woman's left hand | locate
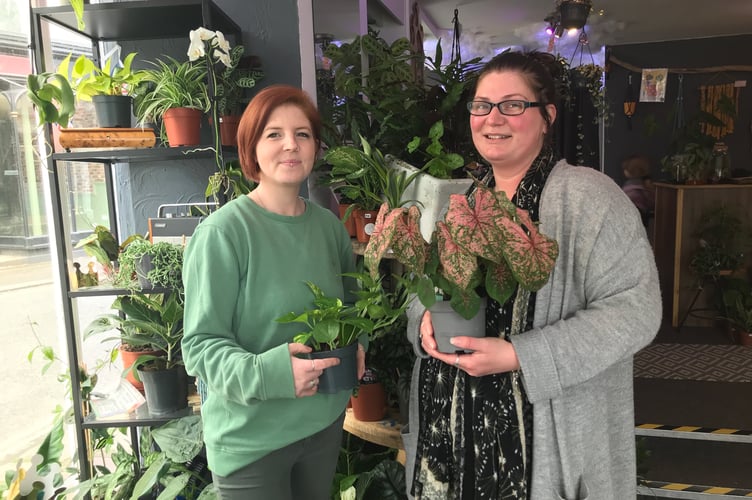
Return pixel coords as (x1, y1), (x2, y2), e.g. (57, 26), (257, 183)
(426, 336), (521, 377)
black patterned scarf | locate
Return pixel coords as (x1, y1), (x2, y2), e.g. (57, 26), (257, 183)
(411, 147), (557, 500)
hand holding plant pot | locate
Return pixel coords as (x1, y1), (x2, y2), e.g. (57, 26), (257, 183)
(276, 273), (409, 393)
(363, 185), (559, 351)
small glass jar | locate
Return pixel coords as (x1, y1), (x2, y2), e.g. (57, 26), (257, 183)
(711, 142), (730, 183)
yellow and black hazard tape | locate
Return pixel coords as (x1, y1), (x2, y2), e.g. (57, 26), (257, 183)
(636, 423), (752, 444)
(638, 480), (752, 498)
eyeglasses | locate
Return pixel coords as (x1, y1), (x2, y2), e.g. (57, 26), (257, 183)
(467, 100), (543, 116)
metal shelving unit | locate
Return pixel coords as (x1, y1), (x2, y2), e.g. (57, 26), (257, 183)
(30, 0), (239, 482)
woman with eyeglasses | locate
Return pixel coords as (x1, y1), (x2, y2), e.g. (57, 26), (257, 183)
(402, 51), (661, 499)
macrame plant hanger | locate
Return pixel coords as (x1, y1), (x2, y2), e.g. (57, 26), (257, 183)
(450, 9), (462, 65)
(569, 28), (595, 67)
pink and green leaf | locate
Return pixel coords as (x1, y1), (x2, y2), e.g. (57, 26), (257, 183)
(445, 189), (505, 263)
(499, 207), (559, 290)
(436, 221), (479, 291)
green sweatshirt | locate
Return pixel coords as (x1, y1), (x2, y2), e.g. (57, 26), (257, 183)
(182, 195), (356, 476)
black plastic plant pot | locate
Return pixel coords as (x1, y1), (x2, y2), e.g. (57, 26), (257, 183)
(308, 341), (359, 394)
(92, 95), (133, 128)
(139, 364), (188, 416)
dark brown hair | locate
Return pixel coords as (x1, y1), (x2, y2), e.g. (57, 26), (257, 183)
(475, 50), (560, 130)
(237, 85), (322, 182)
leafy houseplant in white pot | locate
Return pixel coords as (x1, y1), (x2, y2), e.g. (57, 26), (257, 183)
(364, 186), (559, 353)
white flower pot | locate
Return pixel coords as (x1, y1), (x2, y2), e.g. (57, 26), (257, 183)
(386, 157), (474, 242)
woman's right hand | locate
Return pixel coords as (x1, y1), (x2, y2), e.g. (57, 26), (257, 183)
(288, 343), (340, 397)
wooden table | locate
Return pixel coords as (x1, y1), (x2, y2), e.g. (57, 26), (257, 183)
(343, 408), (406, 463)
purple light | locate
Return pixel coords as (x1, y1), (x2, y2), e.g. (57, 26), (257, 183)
(545, 26), (554, 35)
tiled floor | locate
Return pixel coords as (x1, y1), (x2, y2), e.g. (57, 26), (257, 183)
(635, 320), (752, 490)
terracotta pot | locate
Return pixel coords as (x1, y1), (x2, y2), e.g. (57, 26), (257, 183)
(351, 382), (387, 422)
(339, 203), (356, 237)
(354, 209), (379, 243)
(219, 115), (241, 147)
(119, 344), (163, 392)
(734, 329), (752, 346)
(163, 107), (202, 146)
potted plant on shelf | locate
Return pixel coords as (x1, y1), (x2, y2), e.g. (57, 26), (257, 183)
(134, 56), (209, 146)
(84, 291), (187, 415)
(276, 272), (409, 394)
(213, 45), (263, 147)
(363, 185), (559, 352)
(57, 50), (147, 128)
(115, 238), (185, 292)
(720, 278), (752, 345)
(73, 226), (143, 285)
(322, 136), (420, 243)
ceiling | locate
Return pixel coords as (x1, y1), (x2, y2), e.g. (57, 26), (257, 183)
(313, 0), (752, 64)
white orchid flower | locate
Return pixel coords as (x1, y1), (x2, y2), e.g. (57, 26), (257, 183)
(214, 31), (231, 53)
(214, 49), (232, 68)
(195, 27), (216, 41)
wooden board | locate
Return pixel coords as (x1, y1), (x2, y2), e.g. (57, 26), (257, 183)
(59, 128), (156, 149)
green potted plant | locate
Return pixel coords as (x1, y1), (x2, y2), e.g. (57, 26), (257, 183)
(25, 71), (76, 128)
(213, 44), (263, 146)
(363, 185), (559, 352)
(134, 56), (209, 146)
(322, 136), (420, 243)
(85, 291), (187, 415)
(57, 50), (147, 127)
(276, 271), (409, 394)
(115, 238), (185, 292)
(720, 279), (752, 345)
(689, 204), (749, 279)
(74, 226), (143, 284)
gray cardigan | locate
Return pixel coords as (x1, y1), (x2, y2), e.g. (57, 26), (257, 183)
(402, 161), (662, 499)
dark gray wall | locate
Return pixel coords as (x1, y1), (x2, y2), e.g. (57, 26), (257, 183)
(603, 35), (752, 184)
(114, 0), (303, 237)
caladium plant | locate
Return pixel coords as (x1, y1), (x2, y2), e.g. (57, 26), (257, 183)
(364, 183), (559, 319)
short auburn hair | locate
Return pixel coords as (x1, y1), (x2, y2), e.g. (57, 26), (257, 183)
(236, 85), (322, 182)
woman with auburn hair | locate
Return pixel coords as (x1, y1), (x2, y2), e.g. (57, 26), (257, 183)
(182, 84), (364, 499)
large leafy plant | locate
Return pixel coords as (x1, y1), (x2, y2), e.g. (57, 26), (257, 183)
(322, 136), (420, 212)
(364, 186), (559, 319)
(134, 56), (209, 126)
(276, 272), (409, 351)
(57, 51), (147, 100)
(25, 72), (76, 128)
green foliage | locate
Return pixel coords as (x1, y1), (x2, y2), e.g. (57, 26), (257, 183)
(205, 159), (256, 204)
(57, 51), (147, 101)
(74, 226), (144, 280)
(323, 136), (419, 211)
(406, 120), (465, 179)
(25, 72), (76, 128)
(689, 204), (750, 277)
(721, 278), (752, 332)
(214, 45), (264, 115)
(332, 433), (405, 500)
(323, 30), (423, 154)
(276, 272), (409, 351)
(115, 238), (184, 293)
(134, 56), (210, 124)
